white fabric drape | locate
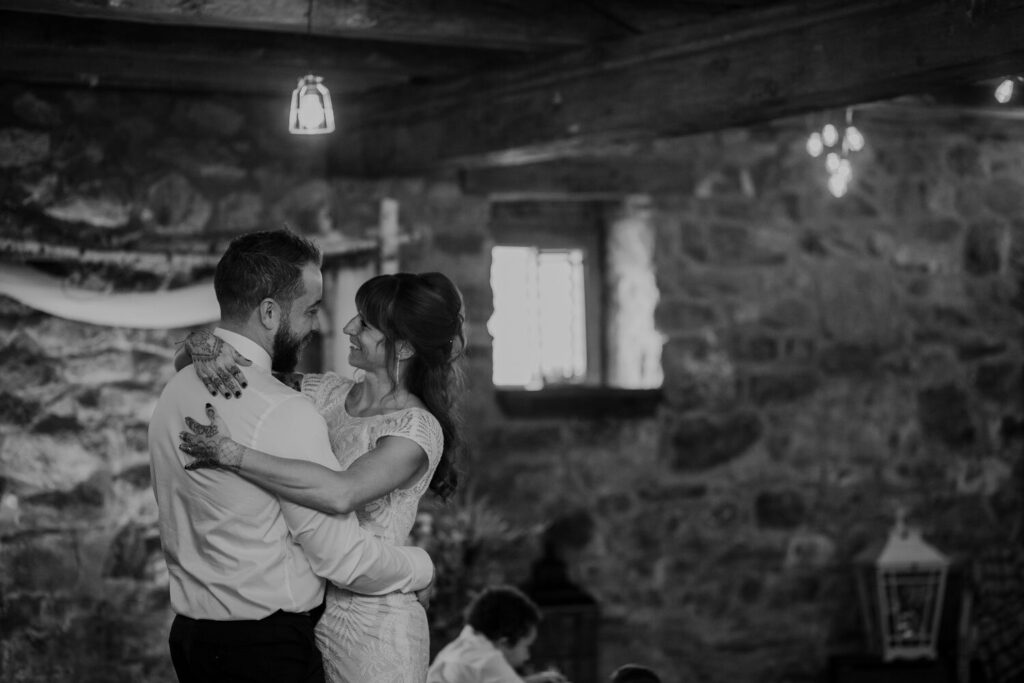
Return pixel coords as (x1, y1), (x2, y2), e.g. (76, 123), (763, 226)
(0, 263), (218, 329)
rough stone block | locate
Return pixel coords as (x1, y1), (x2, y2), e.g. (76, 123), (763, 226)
(662, 410), (762, 472)
(964, 218), (1010, 275)
(655, 299), (717, 333)
(1, 532), (82, 591)
(974, 360), (1017, 401)
(917, 383), (975, 447)
(0, 128), (50, 168)
(433, 230), (487, 255)
(755, 489), (806, 529)
(739, 369), (819, 404)
(217, 191), (263, 233)
(818, 343), (879, 375)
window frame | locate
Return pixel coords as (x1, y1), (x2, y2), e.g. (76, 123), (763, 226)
(489, 205), (605, 388)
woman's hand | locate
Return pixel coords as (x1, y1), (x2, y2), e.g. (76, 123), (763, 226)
(179, 404), (245, 472)
(183, 329), (252, 399)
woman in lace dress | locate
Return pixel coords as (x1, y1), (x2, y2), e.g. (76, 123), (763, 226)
(178, 272), (465, 683)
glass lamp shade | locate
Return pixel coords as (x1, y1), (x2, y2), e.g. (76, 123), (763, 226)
(854, 514), (950, 661)
(289, 75), (335, 135)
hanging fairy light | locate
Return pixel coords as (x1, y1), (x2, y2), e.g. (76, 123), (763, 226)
(288, 0), (335, 135)
(806, 108), (865, 198)
(994, 77), (1023, 104)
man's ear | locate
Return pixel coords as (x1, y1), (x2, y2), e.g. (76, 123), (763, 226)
(257, 298), (281, 331)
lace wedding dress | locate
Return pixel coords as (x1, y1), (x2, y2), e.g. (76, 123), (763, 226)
(301, 373), (443, 683)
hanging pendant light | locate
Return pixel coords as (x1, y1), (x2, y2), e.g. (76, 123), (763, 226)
(288, 0), (335, 135)
(289, 74), (335, 134)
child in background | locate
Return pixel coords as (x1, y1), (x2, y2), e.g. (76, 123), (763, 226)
(427, 585), (568, 683)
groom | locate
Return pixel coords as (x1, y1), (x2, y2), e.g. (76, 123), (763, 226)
(148, 228), (434, 683)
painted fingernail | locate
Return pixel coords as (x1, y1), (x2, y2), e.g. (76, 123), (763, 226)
(223, 393), (231, 399)
(234, 392), (241, 398)
(205, 403), (212, 409)
(210, 390), (217, 396)
(241, 383), (248, 388)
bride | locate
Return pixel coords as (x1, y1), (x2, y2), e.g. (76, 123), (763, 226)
(178, 271), (465, 683)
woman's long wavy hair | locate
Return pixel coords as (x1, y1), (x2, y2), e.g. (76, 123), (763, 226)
(356, 272), (466, 500)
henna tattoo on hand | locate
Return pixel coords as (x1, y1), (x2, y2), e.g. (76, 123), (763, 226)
(185, 329), (223, 363)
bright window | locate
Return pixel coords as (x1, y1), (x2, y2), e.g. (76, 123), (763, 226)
(490, 246), (588, 388)
(487, 199), (662, 395)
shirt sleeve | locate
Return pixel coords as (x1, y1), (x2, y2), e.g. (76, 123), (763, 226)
(299, 371), (349, 413)
(376, 409), (444, 469)
(427, 651), (523, 683)
(479, 651), (525, 683)
(256, 395), (434, 594)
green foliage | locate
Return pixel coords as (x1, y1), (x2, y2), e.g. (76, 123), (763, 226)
(412, 488), (533, 657)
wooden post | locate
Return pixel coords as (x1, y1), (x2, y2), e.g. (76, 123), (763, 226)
(379, 197), (400, 275)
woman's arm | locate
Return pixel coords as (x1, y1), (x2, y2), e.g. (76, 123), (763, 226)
(180, 405), (427, 514)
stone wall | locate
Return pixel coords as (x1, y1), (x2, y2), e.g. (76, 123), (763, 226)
(0, 84), (335, 683)
(2, 80), (1023, 683)
(404, 112), (1024, 682)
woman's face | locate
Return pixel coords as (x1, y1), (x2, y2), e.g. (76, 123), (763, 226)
(342, 312), (389, 372)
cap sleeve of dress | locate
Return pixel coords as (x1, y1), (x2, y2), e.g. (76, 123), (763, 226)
(299, 372), (352, 414)
(376, 409), (444, 470)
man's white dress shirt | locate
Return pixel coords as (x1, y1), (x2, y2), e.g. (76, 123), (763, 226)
(427, 626), (525, 683)
(149, 328), (433, 620)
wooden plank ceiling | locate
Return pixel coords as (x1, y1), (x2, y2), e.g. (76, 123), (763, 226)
(2, 0), (1023, 172)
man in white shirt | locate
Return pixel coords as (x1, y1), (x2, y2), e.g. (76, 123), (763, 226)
(427, 586), (568, 683)
(148, 229), (433, 682)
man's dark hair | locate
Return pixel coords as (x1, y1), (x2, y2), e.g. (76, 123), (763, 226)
(214, 229), (322, 322)
(610, 664), (662, 683)
(465, 585), (541, 645)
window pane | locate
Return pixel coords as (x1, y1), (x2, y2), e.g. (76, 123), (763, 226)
(489, 246), (587, 388)
(489, 246), (541, 387)
(537, 250), (586, 384)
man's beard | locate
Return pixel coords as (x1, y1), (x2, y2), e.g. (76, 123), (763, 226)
(271, 318), (312, 373)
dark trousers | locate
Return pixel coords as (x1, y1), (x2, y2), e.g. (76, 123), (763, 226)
(169, 610), (325, 683)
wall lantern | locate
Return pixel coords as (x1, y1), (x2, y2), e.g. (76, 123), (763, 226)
(288, 74), (335, 135)
(854, 509), (950, 661)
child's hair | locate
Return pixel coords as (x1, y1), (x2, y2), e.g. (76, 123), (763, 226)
(465, 585), (541, 645)
(610, 663), (662, 683)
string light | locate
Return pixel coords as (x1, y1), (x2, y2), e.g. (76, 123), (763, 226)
(994, 77), (1023, 104)
(806, 108), (865, 198)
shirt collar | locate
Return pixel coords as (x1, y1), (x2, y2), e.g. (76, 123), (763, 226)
(214, 328), (271, 372)
(462, 625), (497, 650)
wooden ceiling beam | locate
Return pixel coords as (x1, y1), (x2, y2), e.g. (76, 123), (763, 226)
(334, 0), (1024, 172)
(0, 0), (623, 50)
(0, 10), (515, 95)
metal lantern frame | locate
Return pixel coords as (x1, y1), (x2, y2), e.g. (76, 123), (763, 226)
(855, 512), (950, 661)
(288, 74), (335, 135)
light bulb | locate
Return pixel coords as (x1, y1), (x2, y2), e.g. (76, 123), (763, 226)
(806, 132), (824, 157)
(825, 152), (841, 173)
(837, 158), (852, 181)
(828, 173), (848, 198)
(822, 124), (839, 147)
(844, 126), (865, 152)
(297, 93), (326, 129)
(995, 78), (1015, 104)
